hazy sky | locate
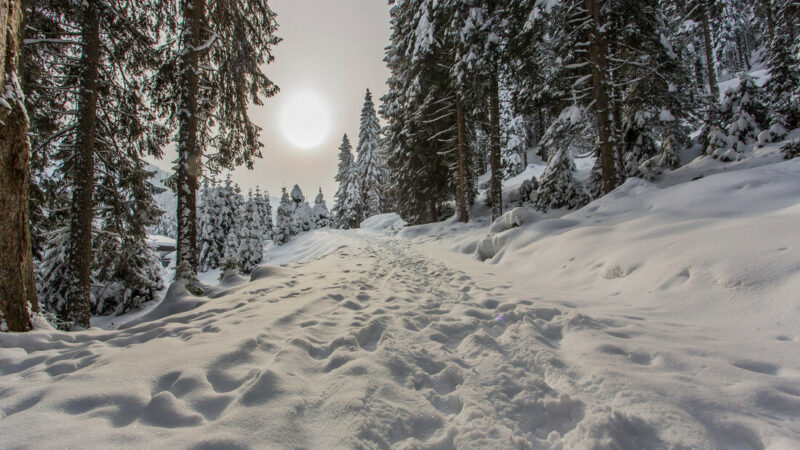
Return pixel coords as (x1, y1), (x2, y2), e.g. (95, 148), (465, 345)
(152, 0), (392, 203)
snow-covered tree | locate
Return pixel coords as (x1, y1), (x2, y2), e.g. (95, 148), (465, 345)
(254, 187), (273, 240)
(535, 147), (589, 212)
(273, 187), (293, 245)
(197, 182), (224, 272)
(312, 188), (331, 228)
(154, 0), (280, 276)
(500, 84), (527, 179)
(333, 134), (362, 229)
(238, 193), (263, 274)
(707, 73), (767, 161)
(291, 185), (313, 233)
(356, 89), (385, 218)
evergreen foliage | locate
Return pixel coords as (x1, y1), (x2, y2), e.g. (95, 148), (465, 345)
(708, 73), (767, 161)
(312, 188), (332, 228)
(273, 187), (294, 245)
(333, 135), (362, 229)
(238, 194), (263, 274)
(534, 147), (589, 212)
(356, 89), (386, 219)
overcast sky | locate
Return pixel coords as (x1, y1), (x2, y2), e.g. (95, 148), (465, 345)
(152, 0), (392, 203)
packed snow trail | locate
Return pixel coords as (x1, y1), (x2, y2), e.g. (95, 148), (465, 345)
(2, 221), (799, 448)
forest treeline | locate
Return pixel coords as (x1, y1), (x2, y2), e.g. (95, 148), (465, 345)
(1, 0), (280, 331)
(378, 0), (799, 224)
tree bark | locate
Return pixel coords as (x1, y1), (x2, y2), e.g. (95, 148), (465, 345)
(699, 1), (720, 101)
(584, 0), (616, 194)
(65, 0), (101, 329)
(176, 0), (205, 277)
(762, 0), (775, 45)
(455, 95), (469, 223)
(0, 0), (38, 332)
(489, 74), (502, 221)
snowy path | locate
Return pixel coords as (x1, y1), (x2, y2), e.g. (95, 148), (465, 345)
(1, 225), (799, 448)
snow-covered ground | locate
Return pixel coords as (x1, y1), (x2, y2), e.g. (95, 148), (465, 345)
(2, 143), (799, 448)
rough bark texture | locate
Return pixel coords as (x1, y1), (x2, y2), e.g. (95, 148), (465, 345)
(456, 95), (469, 223)
(65, 0), (101, 328)
(0, 0), (38, 332)
(489, 74), (502, 221)
(176, 0), (204, 277)
(700, 1), (720, 101)
(584, 0), (617, 195)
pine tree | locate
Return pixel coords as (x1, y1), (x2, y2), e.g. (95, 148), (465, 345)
(26, 0), (168, 328)
(197, 181), (223, 272)
(238, 193), (263, 274)
(155, 0), (280, 277)
(254, 187), (273, 240)
(500, 83), (527, 179)
(312, 188), (332, 228)
(332, 135), (362, 229)
(92, 161), (165, 316)
(291, 185), (313, 233)
(356, 89), (385, 219)
(535, 147), (589, 212)
(708, 73), (767, 161)
(273, 187), (293, 245)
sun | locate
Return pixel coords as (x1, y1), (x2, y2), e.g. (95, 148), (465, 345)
(279, 90), (331, 150)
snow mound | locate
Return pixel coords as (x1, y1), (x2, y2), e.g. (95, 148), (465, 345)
(360, 213), (407, 232)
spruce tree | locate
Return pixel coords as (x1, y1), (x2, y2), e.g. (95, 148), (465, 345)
(291, 185), (313, 233)
(26, 0), (168, 328)
(273, 187), (293, 245)
(312, 188), (332, 228)
(708, 73), (767, 161)
(197, 181), (223, 272)
(154, 0), (280, 277)
(535, 147), (589, 212)
(356, 89), (385, 219)
(255, 187), (273, 240)
(238, 193), (263, 274)
(332, 135), (362, 229)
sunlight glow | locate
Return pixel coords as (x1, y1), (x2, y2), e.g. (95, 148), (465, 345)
(279, 90), (331, 150)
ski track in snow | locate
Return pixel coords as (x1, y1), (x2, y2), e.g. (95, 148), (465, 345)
(2, 155), (800, 448)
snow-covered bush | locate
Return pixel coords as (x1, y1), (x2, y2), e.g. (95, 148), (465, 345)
(535, 147), (588, 212)
(708, 73), (767, 161)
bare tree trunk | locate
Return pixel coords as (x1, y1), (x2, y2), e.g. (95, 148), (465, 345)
(456, 95), (469, 223)
(489, 74), (502, 221)
(700, 1), (719, 101)
(584, 0), (616, 194)
(176, 0), (205, 277)
(65, 0), (101, 329)
(0, 0), (38, 332)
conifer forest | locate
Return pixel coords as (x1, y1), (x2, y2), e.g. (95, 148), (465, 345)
(1, 0), (800, 447)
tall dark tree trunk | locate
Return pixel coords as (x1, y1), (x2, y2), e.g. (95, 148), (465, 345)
(0, 0), (38, 332)
(763, 0), (775, 45)
(489, 74), (502, 220)
(65, 0), (101, 328)
(699, 1), (719, 100)
(584, 0), (616, 194)
(176, 0), (205, 277)
(456, 95), (469, 223)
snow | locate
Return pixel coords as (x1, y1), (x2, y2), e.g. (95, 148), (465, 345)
(2, 144), (800, 447)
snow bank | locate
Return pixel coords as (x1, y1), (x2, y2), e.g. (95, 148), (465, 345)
(360, 213), (407, 232)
